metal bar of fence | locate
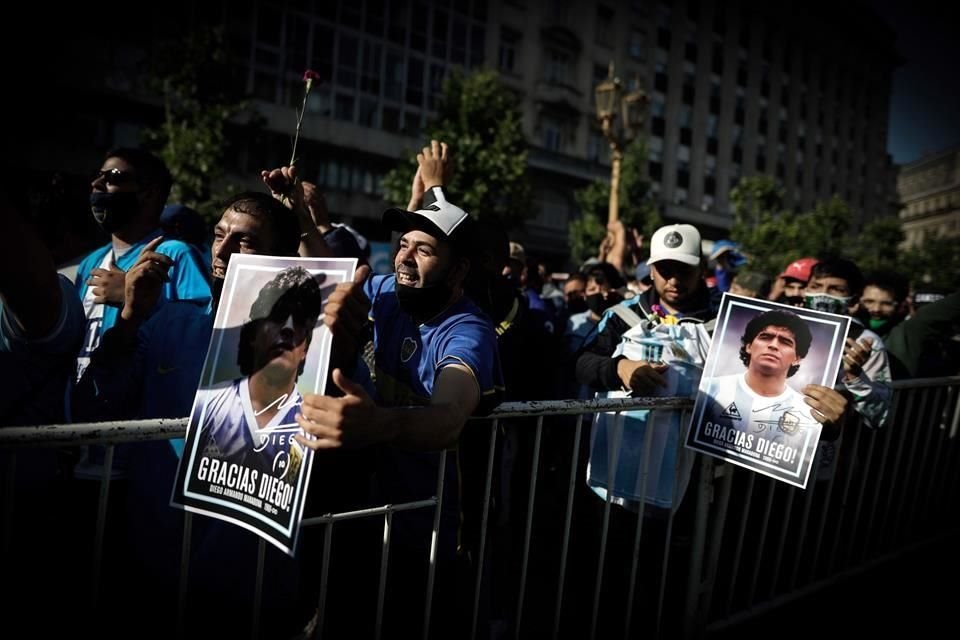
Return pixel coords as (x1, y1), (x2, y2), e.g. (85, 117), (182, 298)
(314, 522), (334, 640)
(0, 398), (697, 448)
(515, 416), (544, 640)
(859, 392), (901, 565)
(908, 387), (947, 533)
(376, 511), (393, 640)
(843, 420), (880, 570)
(745, 479), (777, 606)
(934, 387), (960, 517)
(874, 389), (916, 557)
(301, 499), (438, 526)
(950, 384), (960, 438)
(422, 450), (447, 640)
(552, 413), (584, 640)
(2, 453), (13, 558)
(91, 444), (115, 608)
(890, 387), (933, 547)
(657, 409), (692, 637)
(826, 413), (865, 575)
(590, 411), (624, 640)
(252, 539), (266, 640)
(767, 485), (796, 599)
(787, 466), (818, 590)
(929, 385), (960, 518)
(623, 411), (656, 640)
(723, 470), (755, 616)
(681, 454), (715, 639)
(471, 418), (499, 640)
(807, 432), (841, 583)
(177, 513), (193, 638)
(698, 463), (734, 631)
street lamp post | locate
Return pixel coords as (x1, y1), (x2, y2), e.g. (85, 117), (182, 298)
(594, 63), (648, 225)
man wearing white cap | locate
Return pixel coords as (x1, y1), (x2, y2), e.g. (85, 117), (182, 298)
(296, 142), (503, 451)
(576, 224), (845, 510)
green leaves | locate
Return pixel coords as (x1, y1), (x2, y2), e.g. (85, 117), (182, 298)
(141, 27), (254, 228)
(382, 69), (532, 228)
(729, 176), (959, 290)
(569, 138), (661, 266)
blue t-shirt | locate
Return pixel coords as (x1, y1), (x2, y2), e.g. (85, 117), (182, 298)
(362, 274), (504, 524)
(363, 274), (503, 413)
(74, 229), (211, 378)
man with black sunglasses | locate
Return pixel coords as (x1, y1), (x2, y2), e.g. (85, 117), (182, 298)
(73, 147), (210, 388)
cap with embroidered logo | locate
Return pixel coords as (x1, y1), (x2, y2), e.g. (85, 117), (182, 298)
(647, 224), (702, 266)
(382, 186), (471, 241)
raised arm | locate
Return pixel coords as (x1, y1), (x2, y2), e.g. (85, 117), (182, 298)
(261, 165), (331, 258)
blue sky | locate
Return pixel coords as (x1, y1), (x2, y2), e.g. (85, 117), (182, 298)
(868, 2), (960, 164)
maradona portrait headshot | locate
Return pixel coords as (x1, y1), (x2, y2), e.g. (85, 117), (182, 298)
(195, 265), (324, 482)
(703, 308), (820, 447)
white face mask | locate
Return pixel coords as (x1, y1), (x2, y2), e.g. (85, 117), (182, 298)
(804, 293), (851, 315)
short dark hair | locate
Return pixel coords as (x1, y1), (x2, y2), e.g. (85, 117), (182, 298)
(587, 262), (626, 290)
(104, 147), (172, 201)
(863, 270), (909, 303)
(810, 258), (865, 298)
(238, 266), (324, 376)
(221, 191), (300, 257)
(739, 309), (812, 378)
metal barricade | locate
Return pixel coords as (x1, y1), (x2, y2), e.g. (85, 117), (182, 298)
(2, 378), (958, 639)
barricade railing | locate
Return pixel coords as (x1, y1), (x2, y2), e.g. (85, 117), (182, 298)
(2, 378), (958, 639)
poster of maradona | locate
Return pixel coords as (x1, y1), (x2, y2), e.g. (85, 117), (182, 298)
(172, 254), (356, 555)
(685, 294), (849, 488)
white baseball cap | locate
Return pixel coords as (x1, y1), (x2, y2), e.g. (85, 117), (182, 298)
(647, 224), (702, 266)
(382, 186), (471, 240)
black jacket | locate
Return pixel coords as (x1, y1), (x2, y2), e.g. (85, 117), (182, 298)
(575, 285), (718, 392)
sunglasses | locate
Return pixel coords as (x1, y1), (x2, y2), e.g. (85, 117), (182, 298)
(93, 168), (137, 187)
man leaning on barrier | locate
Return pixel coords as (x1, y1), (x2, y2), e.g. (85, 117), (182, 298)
(294, 140), (504, 637)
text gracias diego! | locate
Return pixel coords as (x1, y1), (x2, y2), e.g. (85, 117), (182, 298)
(195, 426), (302, 515)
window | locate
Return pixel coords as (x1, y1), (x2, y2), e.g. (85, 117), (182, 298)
(587, 131), (605, 162)
(629, 30), (645, 59)
(384, 51), (405, 101)
(406, 57), (424, 106)
(596, 6), (614, 44)
(541, 116), (564, 151)
(649, 136), (664, 162)
(544, 48), (571, 84)
(500, 27), (521, 72)
(360, 42), (382, 95)
(337, 36), (359, 89)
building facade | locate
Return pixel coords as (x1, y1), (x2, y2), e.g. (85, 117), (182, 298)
(897, 146), (960, 249)
(15, 0), (900, 268)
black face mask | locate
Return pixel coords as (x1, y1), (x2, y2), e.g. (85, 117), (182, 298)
(777, 293), (805, 308)
(585, 291), (623, 316)
(567, 297), (588, 315)
(90, 191), (139, 233)
(396, 280), (455, 323)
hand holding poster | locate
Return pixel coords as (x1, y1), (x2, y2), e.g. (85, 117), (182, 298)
(685, 294), (850, 488)
(172, 254), (356, 555)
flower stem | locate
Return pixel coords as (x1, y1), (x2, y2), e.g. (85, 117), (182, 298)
(290, 79), (313, 167)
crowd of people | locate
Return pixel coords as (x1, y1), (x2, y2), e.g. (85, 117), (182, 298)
(1, 140), (958, 637)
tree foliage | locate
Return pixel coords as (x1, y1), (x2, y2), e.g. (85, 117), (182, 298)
(381, 69), (532, 229)
(729, 175), (959, 290)
(569, 138), (662, 266)
(142, 28), (256, 227)
(730, 176), (852, 275)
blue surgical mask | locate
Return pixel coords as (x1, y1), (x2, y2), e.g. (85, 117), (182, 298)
(804, 293), (851, 315)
